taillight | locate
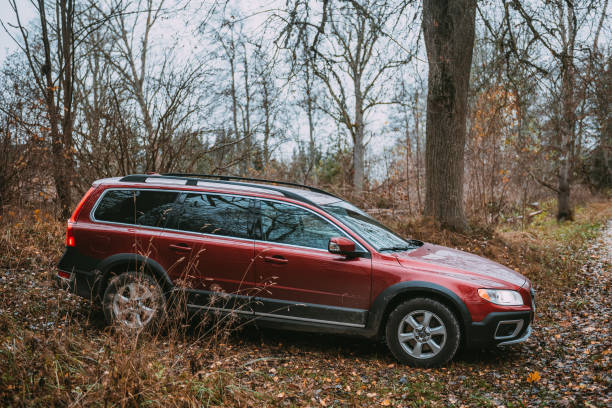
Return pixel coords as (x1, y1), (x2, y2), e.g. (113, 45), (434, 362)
(66, 186), (95, 248)
(67, 221), (75, 247)
(69, 187), (95, 223)
(58, 271), (71, 279)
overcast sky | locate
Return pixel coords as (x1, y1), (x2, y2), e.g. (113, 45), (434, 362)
(0, 1), (37, 64)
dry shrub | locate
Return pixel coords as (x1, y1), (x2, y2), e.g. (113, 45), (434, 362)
(0, 205), (258, 407)
(1, 196), (610, 406)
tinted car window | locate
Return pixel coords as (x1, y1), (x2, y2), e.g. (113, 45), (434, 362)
(177, 194), (253, 239)
(323, 203), (412, 251)
(258, 200), (345, 250)
(94, 189), (179, 227)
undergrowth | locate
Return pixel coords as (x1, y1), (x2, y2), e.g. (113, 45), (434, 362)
(1, 198), (610, 406)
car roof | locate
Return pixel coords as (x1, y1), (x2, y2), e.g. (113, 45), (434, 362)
(93, 174), (344, 208)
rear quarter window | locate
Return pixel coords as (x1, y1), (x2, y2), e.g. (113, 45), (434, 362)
(93, 189), (179, 228)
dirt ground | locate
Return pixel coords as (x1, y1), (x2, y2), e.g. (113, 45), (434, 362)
(1, 203), (611, 407)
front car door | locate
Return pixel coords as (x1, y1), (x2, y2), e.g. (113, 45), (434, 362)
(252, 199), (371, 327)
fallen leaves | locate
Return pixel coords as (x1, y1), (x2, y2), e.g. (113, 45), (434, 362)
(1, 206), (611, 407)
(526, 371), (541, 383)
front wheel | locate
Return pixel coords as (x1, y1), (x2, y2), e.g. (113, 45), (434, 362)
(385, 298), (460, 367)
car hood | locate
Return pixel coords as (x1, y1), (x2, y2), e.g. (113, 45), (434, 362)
(395, 243), (526, 287)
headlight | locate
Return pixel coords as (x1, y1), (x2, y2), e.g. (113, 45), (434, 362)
(478, 289), (523, 306)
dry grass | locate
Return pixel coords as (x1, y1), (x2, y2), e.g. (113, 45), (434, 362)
(0, 197), (610, 407)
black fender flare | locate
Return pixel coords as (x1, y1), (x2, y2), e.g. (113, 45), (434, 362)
(367, 281), (472, 335)
(96, 253), (174, 295)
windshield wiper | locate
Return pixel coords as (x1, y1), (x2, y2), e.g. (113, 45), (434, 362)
(378, 245), (417, 252)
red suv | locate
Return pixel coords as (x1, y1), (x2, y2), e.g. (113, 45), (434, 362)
(57, 174), (535, 367)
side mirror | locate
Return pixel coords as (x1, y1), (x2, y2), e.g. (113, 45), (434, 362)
(328, 237), (357, 256)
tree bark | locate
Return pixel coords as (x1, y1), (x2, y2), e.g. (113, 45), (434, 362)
(422, 0), (475, 231)
(353, 77), (365, 192)
(557, 57), (575, 221)
(555, 2), (577, 221)
(39, 0), (73, 219)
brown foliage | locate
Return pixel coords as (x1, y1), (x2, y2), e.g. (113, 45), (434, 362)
(1, 197), (611, 406)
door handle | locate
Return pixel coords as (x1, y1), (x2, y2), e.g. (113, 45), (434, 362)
(264, 255), (288, 264)
(169, 243), (192, 252)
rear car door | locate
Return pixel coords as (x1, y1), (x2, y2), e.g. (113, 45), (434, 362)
(155, 192), (256, 311)
(252, 199), (371, 327)
(89, 188), (180, 264)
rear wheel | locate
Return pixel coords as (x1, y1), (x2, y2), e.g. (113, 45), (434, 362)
(385, 298), (460, 367)
(103, 272), (167, 331)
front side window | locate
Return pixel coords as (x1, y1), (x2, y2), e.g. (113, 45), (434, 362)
(322, 201), (416, 252)
(177, 193), (253, 239)
(94, 189), (179, 227)
(258, 200), (346, 250)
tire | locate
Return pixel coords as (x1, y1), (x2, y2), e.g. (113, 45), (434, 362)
(385, 298), (461, 367)
(102, 272), (167, 331)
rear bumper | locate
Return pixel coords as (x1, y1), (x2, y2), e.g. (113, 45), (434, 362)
(56, 247), (101, 300)
(55, 267), (100, 300)
(467, 310), (533, 348)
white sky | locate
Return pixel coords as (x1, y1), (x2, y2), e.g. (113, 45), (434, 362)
(0, 1), (37, 63)
(2, 1), (606, 179)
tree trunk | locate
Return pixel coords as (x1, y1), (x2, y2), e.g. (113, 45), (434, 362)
(353, 135), (365, 192)
(241, 51), (251, 175)
(353, 76), (365, 193)
(422, 0), (475, 231)
(39, 0), (72, 219)
(557, 59), (575, 221)
(60, 0), (75, 217)
(414, 91), (422, 212)
(556, 3), (577, 221)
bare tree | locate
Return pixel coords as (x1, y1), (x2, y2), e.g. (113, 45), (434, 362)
(589, 53), (611, 189)
(87, 0), (207, 173)
(4, 0), (76, 218)
(279, 0), (412, 192)
(501, 0), (608, 220)
(252, 43), (285, 171)
(0, 55), (42, 211)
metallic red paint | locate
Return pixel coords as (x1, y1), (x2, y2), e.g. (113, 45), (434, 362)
(61, 177), (534, 334)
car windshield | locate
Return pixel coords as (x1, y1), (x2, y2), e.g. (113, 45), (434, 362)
(322, 201), (418, 252)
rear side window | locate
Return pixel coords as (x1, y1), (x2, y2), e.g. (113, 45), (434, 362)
(177, 193), (253, 239)
(94, 189), (179, 227)
(258, 200), (346, 250)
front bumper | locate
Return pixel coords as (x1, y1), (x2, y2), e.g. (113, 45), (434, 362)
(497, 324), (532, 346)
(467, 310), (533, 348)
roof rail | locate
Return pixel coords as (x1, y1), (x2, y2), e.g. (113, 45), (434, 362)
(117, 173), (340, 206)
(161, 173), (340, 199)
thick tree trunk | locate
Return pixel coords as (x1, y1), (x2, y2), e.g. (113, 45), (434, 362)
(422, 0), (475, 231)
(557, 61), (575, 221)
(556, 2), (577, 221)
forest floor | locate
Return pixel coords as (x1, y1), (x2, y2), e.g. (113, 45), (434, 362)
(0, 198), (611, 407)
